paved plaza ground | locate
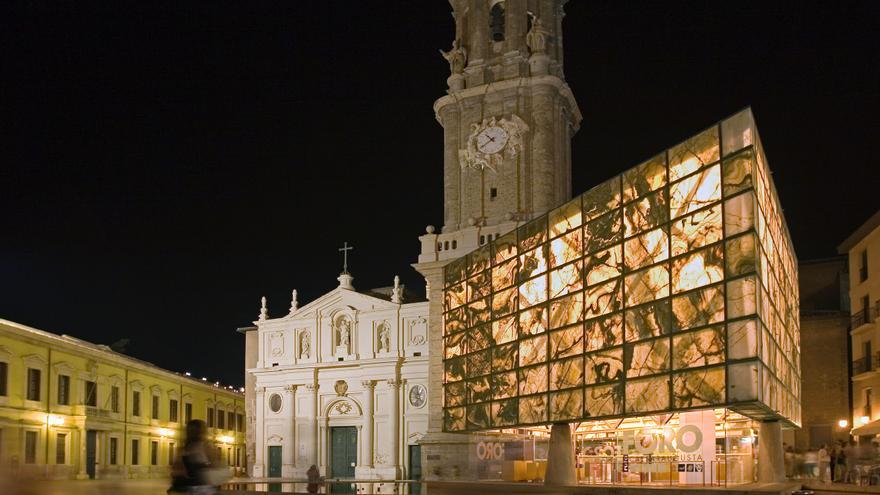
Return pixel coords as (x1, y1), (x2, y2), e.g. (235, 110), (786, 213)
(0, 478), (171, 495)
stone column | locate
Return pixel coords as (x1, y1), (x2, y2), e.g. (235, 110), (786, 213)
(439, 103), (462, 230)
(530, 85), (557, 216)
(253, 386), (265, 477)
(76, 427), (88, 480)
(757, 420), (785, 483)
(307, 384), (320, 470)
(283, 385), (297, 475)
(361, 380), (375, 468)
(387, 379), (401, 476)
(544, 423), (576, 486)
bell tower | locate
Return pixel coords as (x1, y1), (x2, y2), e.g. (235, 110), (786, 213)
(420, 0), (581, 264)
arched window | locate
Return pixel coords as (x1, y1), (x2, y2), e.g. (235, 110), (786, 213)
(490, 2), (505, 42)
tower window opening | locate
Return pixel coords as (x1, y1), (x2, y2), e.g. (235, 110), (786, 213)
(480, 235), (486, 245)
(452, 240), (457, 249)
(490, 3), (505, 42)
(444, 241), (450, 250)
(490, 187), (498, 199)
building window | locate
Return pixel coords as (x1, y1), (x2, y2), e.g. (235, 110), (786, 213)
(57, 375), (70, 405)
(85, 381), (97, 407)
(152, 395), (160, 420)
(185, 403), (193, 423)
(217, 409), (225, 430)
(207, 407), (215, 428)
(490, 187), (498, 199)
(237, 413), (244, 432)
(452, 240), (457, 249)
(235, 447), (240, 467)
(490, 2), (505, 41)
(151, 441), (158, 466)
(169, 443), (175, 465)
(111, 386), (120, 413)
(228, 412), (235, 432)
(861, 249), (869, 282)
(132, 391), (141, 417)
(131, 439), (140, 465)
(866, 388), (874, 418)
(110, 438), (118, 465)
(56, 433), (66, 464)
(170, 399), (179, 423)
(0, 361), (8, 396)
(27, 368), (41, 401)
(865, 295), (872, 325)
(25, 431), (37, 464)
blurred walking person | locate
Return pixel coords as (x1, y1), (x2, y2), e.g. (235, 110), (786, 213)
(169, 419), (229, 494)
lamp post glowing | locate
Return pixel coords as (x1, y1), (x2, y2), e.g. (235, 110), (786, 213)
(159, 428), (173, 438)
(47, 414), (64, 427)
(839, 419), (849, 428)
(860, 416), (870, 426)
(218, 435), (233, 444)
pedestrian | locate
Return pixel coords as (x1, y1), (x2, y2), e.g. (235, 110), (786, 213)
(804, 449), (818, 478)
(307, 464), (324, 494)
(784, 445), (795, 478)
(836, 442), (847, 482)
(169, 419), (228, 495)
(830, 443), (838, 482)
(844, 440), (858, 483)
(818, 444), (830, 482)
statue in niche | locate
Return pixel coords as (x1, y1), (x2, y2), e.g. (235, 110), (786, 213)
(526, 14), (547, 55)
(336, 315), (352, 354)
(299, 331), (311, 359)
(440, 38), (467, 74)
(377, 322), (390, 353)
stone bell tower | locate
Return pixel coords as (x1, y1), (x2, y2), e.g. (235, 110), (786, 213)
(414, 0), (581, 482)
(418, 0), (581, 264)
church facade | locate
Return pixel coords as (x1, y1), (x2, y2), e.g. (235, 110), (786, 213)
(243, 273), (429, 480)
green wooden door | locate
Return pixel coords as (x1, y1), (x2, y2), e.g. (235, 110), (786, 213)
(330, 426), (357, 478)
(267, 446), (283, 478)
(86, 430), (97, 479)
(409, 445), (422, 494)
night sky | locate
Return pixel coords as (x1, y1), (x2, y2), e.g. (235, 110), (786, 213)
(2, 1), (877, 386)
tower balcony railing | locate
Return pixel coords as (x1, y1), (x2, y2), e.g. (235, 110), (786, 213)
(852, 306), (879, 330)
(853, 352), (880, 376)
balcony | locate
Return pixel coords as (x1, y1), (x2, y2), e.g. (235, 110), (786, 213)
(853, 306), (879, 330)
(854, 352), (880, 377)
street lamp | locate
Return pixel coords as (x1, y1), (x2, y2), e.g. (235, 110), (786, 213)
(839, 419), (849, 428)
(860, 416), (870, 426)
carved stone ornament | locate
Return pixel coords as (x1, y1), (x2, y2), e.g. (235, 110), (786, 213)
(269, 331), (284, 357)
(334, 380), (349, 396)
(459, 115), (529, 173)
(440, 38), (467, 75)
(334, 401), (353, 415)
(376, 321), (391, 353)
(526, 14), (548, 55)
(299, 330), (311, 359)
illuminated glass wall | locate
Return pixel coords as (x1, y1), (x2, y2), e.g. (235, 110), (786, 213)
(442, 108), (800, 432)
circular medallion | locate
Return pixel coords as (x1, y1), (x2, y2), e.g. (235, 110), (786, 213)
(268, 393), (283, 413)
(409, 384), (427, 408)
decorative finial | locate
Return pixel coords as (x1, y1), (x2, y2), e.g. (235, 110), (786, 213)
(258, 296), (268, 321)
(288, 289), (299, 315)
(391, 275), (403, 304)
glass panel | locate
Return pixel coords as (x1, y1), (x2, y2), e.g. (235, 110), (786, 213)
(623, 153), (667, 203)
(672, 326), (725, 369)
(549, 292), (584, 329)
(550, 325), (583, 360)
(519, 304), (548, 336)
(625, 375), (670, 413)
(671, 284), (725, 331)
(467, 272), (491, 302)
(721, 108), (756, 156)
(467, 349), (491, 377)
(549, 197), (583, 237)
(624, 264), (670, 306)
(467, 403), (490, 429)
(492, 287), (517, 318)
(623, 189), (668, 237)
(467, 377), (491, 403)
(585, 383), (624, 417)
(491, 399), (518, 426)
(669, 164), (721, 219)
(466, 297), (491, 327)
(444, 357), (466, 383)
(519, 394), (548, 424)
(585, 278), (622, 318)
(445, 332), (466, 359)
(550, 356), (584, 390)
(626, 339), (670, 377)
(444, 282), (466, 311)
(625, 300), (671, 342)
(723, 149), (754, 197)
(726, 233), (757, 277)
(584, 210), (622, 254)
(668, 126), (720, 181)
(727, 361), (760, 402)
(585, 245), (622, 287)
(671, 244), (724, 294)
(445, 407), (465, 431)
(492, 316), (517, 345)
(518, 365), (548, 395)
(671, 204), (722, 257)
(519, 275), (548, 309)
(444, 307), (466, 335)
(491, 258), (517, 290)
(673, 366), (725, 408)
(582, 176), (622, 221)
(550, 389), (583, 421)
(585, 347), (624, 384)
(493, 229), (518, 264)
(624, 227), (669, 271)
(519, 245), (548, 280)
(445, 383), (465, 407)
(518, 216), (547, 251)
(586, 313), (623, 351)
(492, 342), (518, 372)
(491, 372), (517, 400)
(550, 261), (584, 299)
(467, 245), (491, 277)
(468, 324), (492, 353)
(724, 191), (755, 236)
(550, 229), (583, 267)
(519, 335), (547, 367)
(727, 275), (758, 318)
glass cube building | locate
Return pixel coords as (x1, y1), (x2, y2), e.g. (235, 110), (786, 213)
(442, 108), (800, 433)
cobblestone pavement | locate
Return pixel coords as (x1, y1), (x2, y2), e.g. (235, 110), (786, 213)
(0, 478), (171, 495)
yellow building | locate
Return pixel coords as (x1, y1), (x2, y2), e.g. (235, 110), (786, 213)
(0, 318), (245, 480)
(841, 211), (880, 439)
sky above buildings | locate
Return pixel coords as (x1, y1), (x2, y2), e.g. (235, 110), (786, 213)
(2, 1), (877, 386)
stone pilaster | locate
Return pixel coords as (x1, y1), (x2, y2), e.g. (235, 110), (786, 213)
(361, 380), (375, 468)
(253, 386), (265, 477)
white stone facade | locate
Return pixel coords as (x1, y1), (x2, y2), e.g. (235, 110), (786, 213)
(248, 276), (429, 480)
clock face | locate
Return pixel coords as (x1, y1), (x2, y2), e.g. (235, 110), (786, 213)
(409, 385), (427, 408)
(476, 126), (509, 155)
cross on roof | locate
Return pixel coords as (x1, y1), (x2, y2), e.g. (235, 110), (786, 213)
(339, 242), (354, 274)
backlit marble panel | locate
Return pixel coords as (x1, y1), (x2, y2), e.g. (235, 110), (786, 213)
(669, 164), (721, 219)
(586, 245), (622, 286)
(626, 375), (670, 413)
(669, 126), (720, 181)
(583, 176), (621, 221)
(584, 211), (622, 254)
(586, 384), (624, 417)
(624, 189), (668, 237)
(585, 279), (622, 318)
(519, 335), (547, 367)
(586, 313), (623, 351)
(550, 292), (584, 329)
(624, 227), (669, 271)
(550, 197), (583, 238)
(519, 304), (548, 336)
(673, 366), (725, 408)
(551, 356), (584, 390)
(623, 154), (667, 203)
(671, 205), (722, 257)
(671, 284), (725, 331)
(550, 261), (584, 299)
(518, 365), (548, 395)
(625, 265), (670, 306)
(550, 325), (583, 359)
(627, 339), (670, 377)
(492, 399), (518, 426)
(550, 389), (583, 421)
(519, 395), (548, 424)
(625, 300), (672, 342)
(672, 326), (725, 369)
(586, 348), (624, 384)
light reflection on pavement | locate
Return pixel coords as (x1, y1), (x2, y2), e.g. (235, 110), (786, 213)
(0, 477), (171, 495)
